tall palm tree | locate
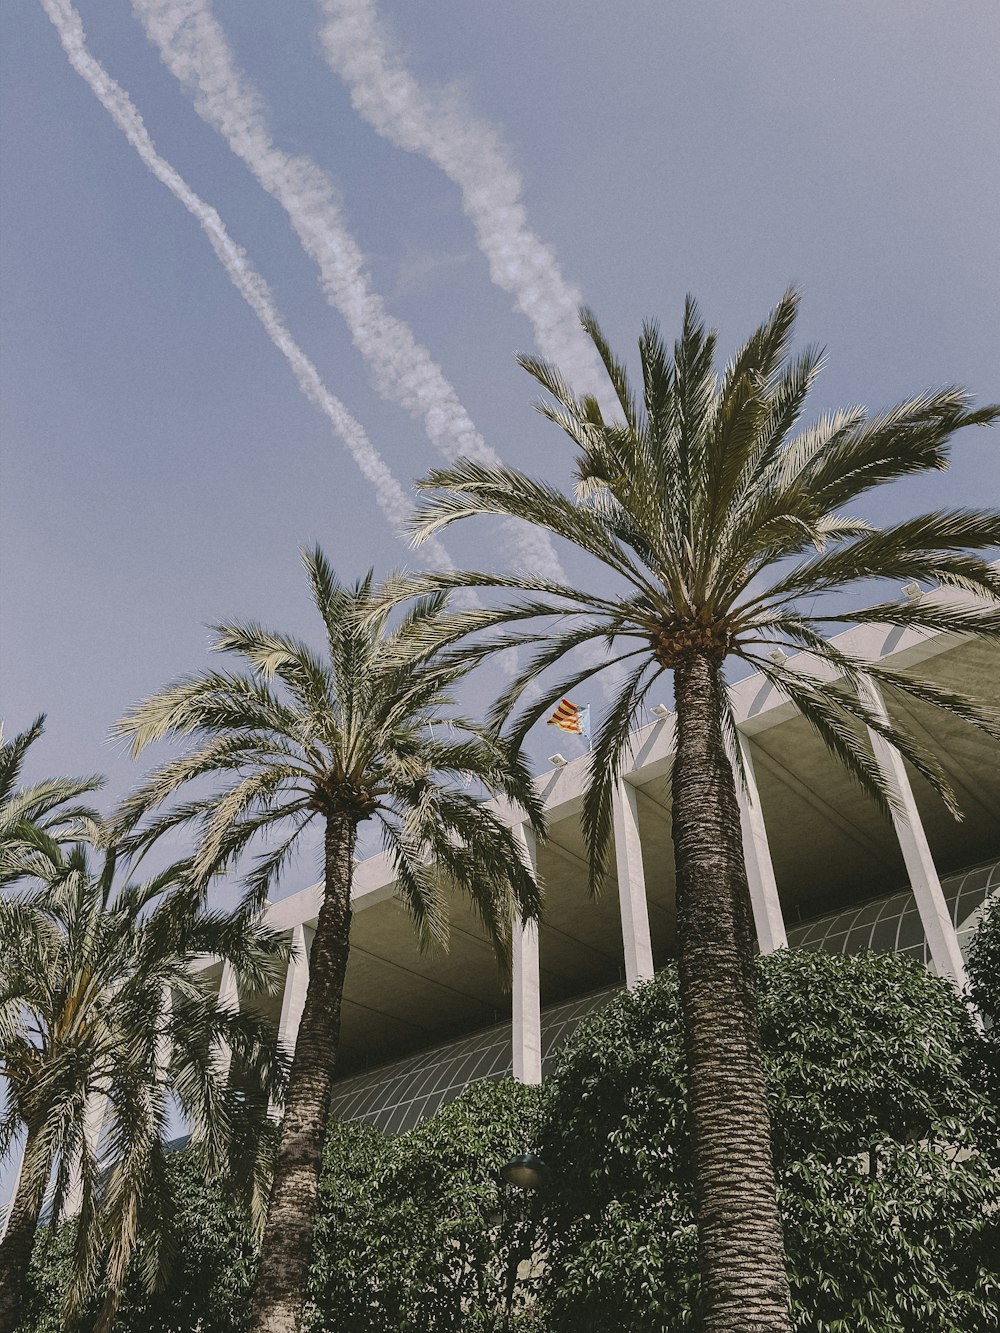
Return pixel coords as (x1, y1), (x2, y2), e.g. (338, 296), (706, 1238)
(377, 290), (1000, 1331)
(0, 839), (286, 1333)
(110, 547), (544, 1333)
(0, 714), (104, 885)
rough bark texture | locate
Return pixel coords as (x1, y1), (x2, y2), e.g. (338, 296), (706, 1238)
(671, 652), (791, 1331)
(249, 816), (357, 1333)
(0, 1126), (46, 1333)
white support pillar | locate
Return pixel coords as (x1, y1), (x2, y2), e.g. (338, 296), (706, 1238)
(63, 1089), (109, 1218)
(156, 983), (173, 1078)
(511, 824), (542, 1086)
(0, 1139), (25, 1239)
(612, 779), (655, 986)
(734, 732), (788, 954)
(216, 959), (240, 1081)
(861, 679), (968, 987)
(278, 924), (312, 1060)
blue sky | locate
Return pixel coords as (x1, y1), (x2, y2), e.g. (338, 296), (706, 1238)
(2, 0), (999, 831)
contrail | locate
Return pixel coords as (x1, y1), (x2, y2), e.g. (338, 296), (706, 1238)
(314, 0), (607, 402)
(130, 0), (566, 580)
(37, 0), (454, 572)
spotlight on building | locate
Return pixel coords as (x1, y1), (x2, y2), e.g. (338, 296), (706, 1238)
(500, 1152), (546, 1192)
(901, 581), (922, 602)
(768, 648), (787, 665)
(651, 704), (671, 719)
(548, 753), (567, 768)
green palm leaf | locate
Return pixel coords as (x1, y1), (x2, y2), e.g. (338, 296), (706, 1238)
(382, 289), (999, 1328)
(108, 547), (546, 1333)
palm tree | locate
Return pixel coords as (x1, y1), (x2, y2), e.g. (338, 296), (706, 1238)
(377, 289), (1000, 1331)
(110, 547), (544, 1333)
(0, 714), (104, 885)
(0, 838), (286, 1333)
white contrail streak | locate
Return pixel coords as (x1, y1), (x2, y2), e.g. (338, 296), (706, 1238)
(314, 0), (607, 402)
(37, 0), (454, 572)
(130, 0), (567, 580)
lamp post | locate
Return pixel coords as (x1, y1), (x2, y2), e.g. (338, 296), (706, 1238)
(500, 1152), (546, 1191)
(498, 1153), (545, 1331)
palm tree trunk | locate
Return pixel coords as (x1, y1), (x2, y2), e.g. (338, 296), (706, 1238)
(249, 814), (357, 1333)
(671, 651), (791, 1332)
(0, 1125), (48, 1333)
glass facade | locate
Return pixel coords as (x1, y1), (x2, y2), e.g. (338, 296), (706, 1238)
(330, 856), (999, 1136)
(329, 986), (619, 1136)
(785, 856), (998, 966)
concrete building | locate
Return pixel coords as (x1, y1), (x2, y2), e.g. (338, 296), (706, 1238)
(204, 606), (1000, 1136)
(4, 600), (998, 1235)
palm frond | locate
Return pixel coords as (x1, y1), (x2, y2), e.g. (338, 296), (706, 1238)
(798, 389), (1000, 513)
(579, 306), (640, 431)
(0, 845), (286, 1320)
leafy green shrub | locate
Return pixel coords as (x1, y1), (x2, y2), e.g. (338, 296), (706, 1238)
(535, 950), (1000, 1332)
(308, 1076), (543, 1331)
(763, 949), (998, 1332)
(968, 891), (1000, 1024)
(20, 924), (1000, 1331)
(967, 890), (1000, 1108)
(19, 1222), (76, 1333)
(21, 1080), (541, 1332)
(534, 968), (696, 1332)
(21, 1152), (259, 1333)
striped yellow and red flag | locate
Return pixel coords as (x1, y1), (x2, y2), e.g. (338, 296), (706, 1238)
(546, 698), (589, 735)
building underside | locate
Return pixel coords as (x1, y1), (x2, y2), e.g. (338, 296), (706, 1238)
(325, 853), (999, 1136)
(196, 608), (1000, 1134)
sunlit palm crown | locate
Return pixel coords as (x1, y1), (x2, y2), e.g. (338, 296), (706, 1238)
(381, 290), (1000, 882)
(0, 840), (285, 1306)
(112, 548), (543, 950)
(0, 715), (104, 886)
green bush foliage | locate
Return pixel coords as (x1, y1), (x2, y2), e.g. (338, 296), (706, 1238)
(763, 949), (998, 1332)
(968, 891), (1000, 1026)
(20, 1152), (259, 1333)
(534, 968), (697, 1331)
(17, 930), (1000, 1331)
(968, 890), (1000, 1105)
(308, 1076), (543, 1331)
(535, 949), (1000, 1332)
(21, 1080), (541, 1332)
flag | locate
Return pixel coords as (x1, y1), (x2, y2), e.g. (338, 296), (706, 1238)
(546, 698), (591, 739)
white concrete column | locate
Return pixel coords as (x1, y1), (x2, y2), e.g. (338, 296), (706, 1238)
(733, 732), (788, 954)
(277, 924), (312, 1061)
(861, 678), (967, 987)
(612, 779), (655, 986)
(63, 1088), (109, 1218)
(0, 1138), (25, 1239)
(156, 983), (173, 1078)
(511, 824), (542, 1086)
(216, 959), (240, 1081)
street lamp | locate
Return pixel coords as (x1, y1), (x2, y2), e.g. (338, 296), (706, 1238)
(497, 1153), (546, 1329)
(500, 1151), (546, 1191)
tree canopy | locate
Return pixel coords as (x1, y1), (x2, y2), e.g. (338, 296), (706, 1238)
(0, 841), (286, 1332)
(0, 715), (103, 887)
(536, 949), (1000, 1332)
